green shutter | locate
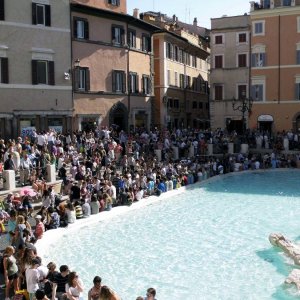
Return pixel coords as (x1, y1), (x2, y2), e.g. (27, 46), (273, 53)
(48, 61), (55, 85)
(84, 20), (89, 40)
(32, 3), (37, 25)
(0, 0), (4, 21)
(32, 60), (38, 85)
(45, 5), (51, 27)
(85, 68), (90, 91)
(1, 57), (8, 83)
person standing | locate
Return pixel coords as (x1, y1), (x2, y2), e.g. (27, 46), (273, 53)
(51, 265), (69, 300)
(25, 258), (41, 300)
(3, 246), (19, 300)
(65, 271), (84, 300)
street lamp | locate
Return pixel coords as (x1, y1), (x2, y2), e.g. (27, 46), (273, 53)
(232, 90), (253, 135)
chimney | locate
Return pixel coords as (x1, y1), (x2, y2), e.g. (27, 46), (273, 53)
(173, 14), (177, 22)
(133, 8), (139, 18)
(193, 17), (198, 27)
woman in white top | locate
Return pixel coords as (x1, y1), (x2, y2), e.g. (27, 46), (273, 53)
(65, 271), (84, 300)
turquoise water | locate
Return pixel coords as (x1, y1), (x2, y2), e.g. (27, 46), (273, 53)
(43, 170), (300, 300)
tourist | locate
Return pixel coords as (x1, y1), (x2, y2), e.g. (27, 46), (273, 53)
(144, 287), (157, 300)
(44, 262), (59, 299)
(3, 246), (19, 300)
(25, 258), (41, 300)
(88, 276), (102, 300)
(34, 215), (45, 239)
(65, 202), (76, 224)
(65, 271), (84, 300)
(13, 215), (26, 249)
(51, 265), (69, 300)
(98, 285), (121, 300)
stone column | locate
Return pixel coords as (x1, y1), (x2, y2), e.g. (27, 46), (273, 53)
(3, 170), (16, 191)
(46, 164), (56, 183)
(154, 149), (162, 162)
(228, 142), (234, 154)
(207, 143), (213, 156)
(241, 143), (249, 154)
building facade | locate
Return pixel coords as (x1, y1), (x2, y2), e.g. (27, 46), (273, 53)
(71, 1), (158, 132)
(210, 15), (251, 132)
(249, 0), (300, 132)
(141, 12), (210, 130)
(0, 0), (72, 138)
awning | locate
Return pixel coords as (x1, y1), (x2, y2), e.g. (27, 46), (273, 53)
(258, 115), (273, 122)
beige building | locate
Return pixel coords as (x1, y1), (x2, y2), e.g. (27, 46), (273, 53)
(0, 0), (72, 137)
(249, 0), (300, 133)
(141, 12), (210, 129)
(71, 1), (158, 131)
(210, 15), (251, 132)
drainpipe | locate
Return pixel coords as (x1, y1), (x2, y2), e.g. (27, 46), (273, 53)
(126, 21), (131, 132)
(278, 15), (281, 104)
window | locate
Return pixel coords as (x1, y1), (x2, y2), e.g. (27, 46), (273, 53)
(73, 18), (89, 39)
(192, 101), (197, 109)
(129, 72), (139, 93)
(179, 49), (183, 63)
(297, 49), (300, 64)
(282, 0), (291, 6)
(215, 35), (223, 44)
(174, 71), (178, 87)
(0, 0), (4, 21)
(199, 102), (203, 109)
(238, 33), (247, 43)
(298, 17), (300, 33)
(142, 75), (151, 95)
(108, 0), (120, 6)
(185, 52), (191, 66)
(251, 53), (266, 67)
(173, 99), (179, 109)
(128, 29), (136, 48)
(296, 83), (300, 100)
(192, 56), (197, 68)
(112, 26), (124, 45)
(214, 55), (223, 68)
(238, 54), (247, 67)
(32, 60), (55, 85)
(142, 34), (151, 52)
(253, 21), (264, 36)
(179, 74), (184, 88)
(74, 67), (90, 91)
(167, 70), (171, 86)
(215, 85), (223, 100)
(251, 84), (263, 101)
(32, 3), (51, 26)
(174, 46), (179, 61)
(112, 70), (126, 93)
(238, 85), (247, 99)
(166, 43), (173, 59)
(186, 76), (191, 89)
(0, 57), (8, 83)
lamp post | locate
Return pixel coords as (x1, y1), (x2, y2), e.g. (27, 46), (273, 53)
(232, 90), (253, 135)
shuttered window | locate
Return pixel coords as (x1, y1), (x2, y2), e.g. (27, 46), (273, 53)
(295, 83), (300, 100)
(112, 70), (126, 93)
(73, 18), (89, 39)
(0, 0), (4, 21)
(215, 55), (223, 68)
(32, 60), (55, 85)
(129, 72), (139, 93)
(32, 3), (51, 26)
(142, 75), (151, 95)
(238, 54), (247, 67)
(215, 85), (223, 100)
(251, 53), (266, 67)
(297, 50), (300, 65)
(112, 26), (124, 45)
(251, 84), (263, 101)
(142, 34), (151, 52)
(0, 57), (9, 83)
(74, 67), (90, 92)
(108, 0), (120, 6)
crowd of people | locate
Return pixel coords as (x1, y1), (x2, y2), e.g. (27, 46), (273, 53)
(1, 125), (300, 299)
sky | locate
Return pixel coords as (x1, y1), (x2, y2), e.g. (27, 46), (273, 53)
(127, 0), (250, 29)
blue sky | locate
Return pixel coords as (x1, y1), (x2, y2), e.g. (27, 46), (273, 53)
(127, 0), (250, 28)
